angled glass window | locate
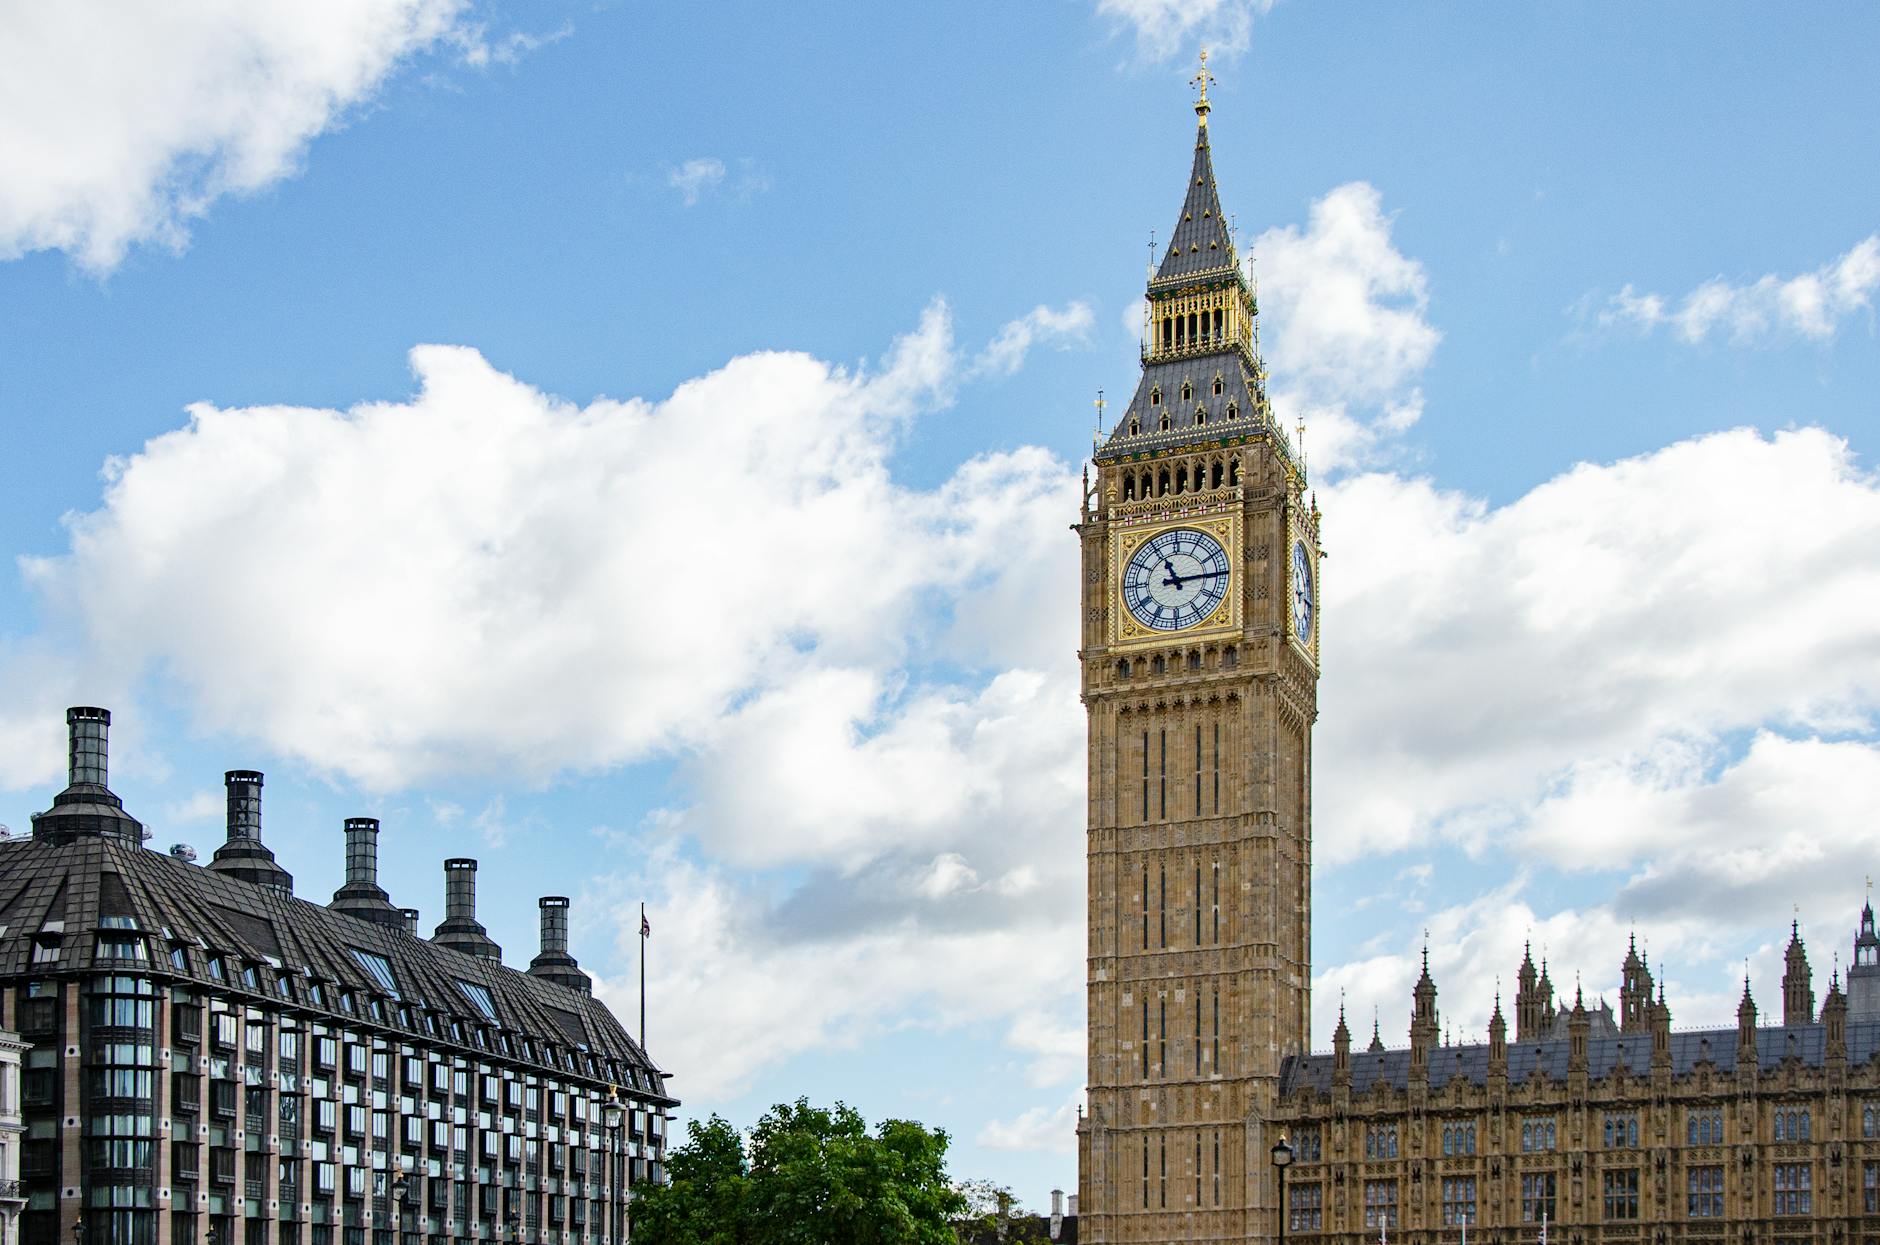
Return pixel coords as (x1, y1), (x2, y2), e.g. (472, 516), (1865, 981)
(457, 981), (498, 1023)
(350, 949), (400, 999)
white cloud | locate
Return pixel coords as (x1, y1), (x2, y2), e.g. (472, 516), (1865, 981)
(977, 302), (1097, 378)
(164, 790), (225, 824)
(1317, 426), (1880, 867)
(1598, 235), (1880, 344)
(1095, 0), (1273, 62)
(589, 850), (1082, 1100)
(19, 303), (1040, 790)
(1250, 182), (1441, 471)
(0, 0), (476, 272)
(972, 302), (1095, 377)
(666, 157), (727, 206)
(977, 1090), (1082, 1154)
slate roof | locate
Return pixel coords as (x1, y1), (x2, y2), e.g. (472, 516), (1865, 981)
(1280, 1023), (1880, 1100)
(0, 833), (672, 1105)
(1095, 356), (1267, 463)
(1153, 122), (1237, 286)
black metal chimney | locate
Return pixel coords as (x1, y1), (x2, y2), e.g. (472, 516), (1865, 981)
(206, 770), (293, 895)
(328, 818), (404, 928)
(31, 707), (144, 845)
(432, 858), (503, 960)
(527, 896), (592, 994)
(401, 908), (421, 935)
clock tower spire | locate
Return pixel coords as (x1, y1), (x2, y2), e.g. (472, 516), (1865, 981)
(1076, 70), (1321, 1245)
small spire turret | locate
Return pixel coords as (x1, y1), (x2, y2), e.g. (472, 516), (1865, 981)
(1783, 916), (1816, 1026)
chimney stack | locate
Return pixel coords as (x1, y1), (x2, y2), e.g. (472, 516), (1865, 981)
(68, 706), (109, 787)
(1052, 1189), (1064, 1216)
(328, 818), (404, 928)
(401, 908), (422, 935)
(432, 859), (503, 960)
(528, 896), (592, 994)
(225, 770), (262, 839)
(206, 770), (293, 895)
(31, 707), (143, 844)
(347, 818), (380, 887)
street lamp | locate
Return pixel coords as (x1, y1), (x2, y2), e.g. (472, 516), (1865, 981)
(602, 1092), (625, 1245)
(70, 1215), (82, 1245)
(1270, 1135), (1295, 1245)
(390, 1175), (410, 1243)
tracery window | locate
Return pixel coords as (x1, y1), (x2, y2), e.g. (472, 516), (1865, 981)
(1289, 1183), (1323, 1231)
(1604, 1112), (1639, 1148)
(1774, 1163), (1812, 1215)
(1521, 1173), (1556, 1223)
(1688, 1165), (1724, 1217)
(1363, 1180), (1398, 1230)
(1687, 1108), (1723, 1146)
(1441, 1177), (1476, 1226)
(1602, 1169), (1639, 1220)
(1521, 1117), (1557, 1152)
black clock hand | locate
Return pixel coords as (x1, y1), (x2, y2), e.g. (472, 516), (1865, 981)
(1166, 568), (1228, 586)
(1162, 560), (1188, 590)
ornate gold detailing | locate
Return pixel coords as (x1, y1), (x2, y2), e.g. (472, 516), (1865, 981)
(1110, 483), (1239, 523)
(1192, 49), (1214, 124)
(1108, 514), (1241, 648)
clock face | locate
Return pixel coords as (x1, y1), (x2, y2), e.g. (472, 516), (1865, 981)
(1122, 528), (1231, 632)
(1291, 540), (1314, 641)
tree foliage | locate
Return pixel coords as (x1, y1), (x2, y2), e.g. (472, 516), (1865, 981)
(631, 1099), (971, 1245)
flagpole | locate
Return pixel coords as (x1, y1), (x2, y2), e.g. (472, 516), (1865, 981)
(639, 901), (648, 1050)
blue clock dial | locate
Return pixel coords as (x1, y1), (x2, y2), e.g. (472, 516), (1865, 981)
(1122, 528), (1230, 632)
(1291, 540), (1314, 641)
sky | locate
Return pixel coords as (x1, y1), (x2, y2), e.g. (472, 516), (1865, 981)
(2, 0), (1878, 1207)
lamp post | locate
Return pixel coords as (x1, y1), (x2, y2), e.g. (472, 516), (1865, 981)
(70, 1215), (82, 1245)
(390, 1175), (410, 1245)
(602, 1092), (625, 1245)
(1270, 1135), (1294, 1245)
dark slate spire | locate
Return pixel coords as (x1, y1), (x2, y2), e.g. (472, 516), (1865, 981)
(1153, 119), (1235, 283)
(207, 770), (294, 896)
(1096, 60), (1290, 469)
(31, 707), (145, 845)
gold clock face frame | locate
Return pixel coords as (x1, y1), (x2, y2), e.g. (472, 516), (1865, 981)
(1286, 515), (1320, 667)
(1108, 513), (1242, 648)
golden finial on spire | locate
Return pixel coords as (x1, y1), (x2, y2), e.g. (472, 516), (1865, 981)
(1192, 48), (1215, 123)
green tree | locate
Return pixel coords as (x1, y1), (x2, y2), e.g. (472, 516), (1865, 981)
(632, 1099), (970, 1245)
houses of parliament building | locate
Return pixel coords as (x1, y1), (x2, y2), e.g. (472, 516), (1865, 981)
(1074, 61), (1880, 1245)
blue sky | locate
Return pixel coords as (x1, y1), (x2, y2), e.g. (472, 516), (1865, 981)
(2, 0), (1879, 1205)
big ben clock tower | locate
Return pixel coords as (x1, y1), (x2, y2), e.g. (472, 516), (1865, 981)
(1076, 57), (1320, 1243)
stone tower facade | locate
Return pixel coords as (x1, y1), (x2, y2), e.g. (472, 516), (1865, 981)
(1076, 67), (1322, 1244)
